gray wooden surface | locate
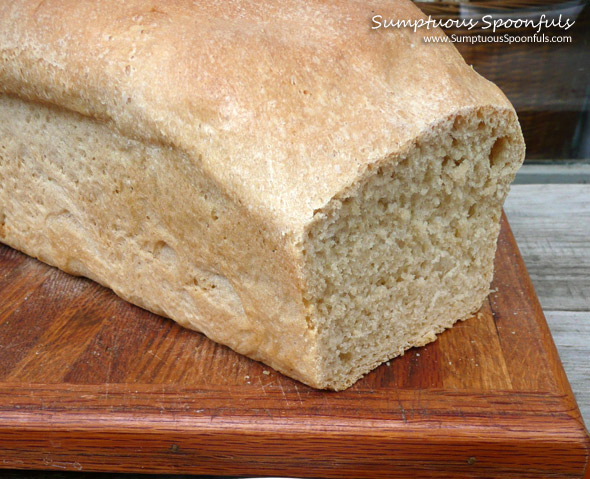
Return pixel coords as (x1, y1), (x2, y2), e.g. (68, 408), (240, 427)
(504, 184), (590, 428)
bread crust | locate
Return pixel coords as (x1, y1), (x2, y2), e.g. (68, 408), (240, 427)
(0, 0), (513, 231)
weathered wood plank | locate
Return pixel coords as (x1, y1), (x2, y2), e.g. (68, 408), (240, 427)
(545, 311), (590, 428)
(504, 184), (590, 312)
(505, 184), (590, 430)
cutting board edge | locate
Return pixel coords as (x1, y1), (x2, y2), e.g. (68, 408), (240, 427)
(0, 214), (588, 478)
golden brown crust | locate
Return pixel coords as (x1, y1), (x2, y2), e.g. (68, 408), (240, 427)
(0, 0), (513, 233)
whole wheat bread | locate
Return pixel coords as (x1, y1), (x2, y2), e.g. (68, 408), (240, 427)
(0, 0), (525, 389)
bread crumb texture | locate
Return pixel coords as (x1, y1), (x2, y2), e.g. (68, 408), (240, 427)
(303, 109), (522, 389)
(0, 0), (524, 389)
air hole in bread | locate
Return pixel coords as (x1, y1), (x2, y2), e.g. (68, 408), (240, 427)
(153, 240), (177, 265)
(490, 136), (509, 168)
(0, 211), (5, 237)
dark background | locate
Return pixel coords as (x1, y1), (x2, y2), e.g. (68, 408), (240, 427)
(416, 0), (590, 162)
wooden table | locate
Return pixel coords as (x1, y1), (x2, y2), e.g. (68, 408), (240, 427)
(504, 184), (590, 428)
(1, 184), (589, 478)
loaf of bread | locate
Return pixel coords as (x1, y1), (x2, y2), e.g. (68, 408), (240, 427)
(0, 0), (524, 390)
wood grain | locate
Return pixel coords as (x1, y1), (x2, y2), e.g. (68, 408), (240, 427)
(546, 311), (590, 430)
(0, 215), (588, 478)
(504, 184), (590, 312)
(504, 182), (590, 432)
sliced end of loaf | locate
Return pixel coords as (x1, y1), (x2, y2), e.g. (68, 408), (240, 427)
(302, 107), (525, 390)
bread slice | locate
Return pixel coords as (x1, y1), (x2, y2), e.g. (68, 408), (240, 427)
(0, 0), (524, 390)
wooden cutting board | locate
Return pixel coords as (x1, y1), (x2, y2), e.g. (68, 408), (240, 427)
(0, 214), (588, 478)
